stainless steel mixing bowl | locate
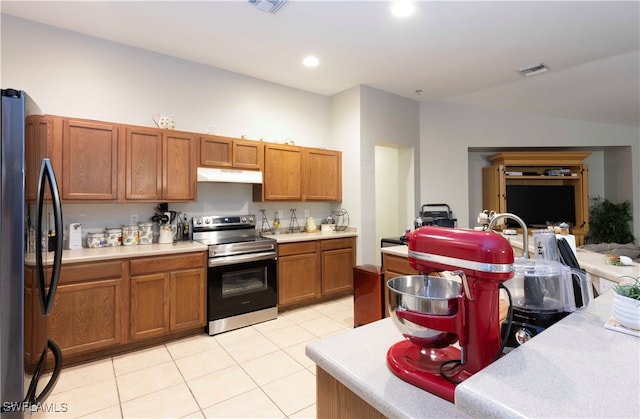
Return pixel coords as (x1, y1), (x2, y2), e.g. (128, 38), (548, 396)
(387, 275), (461, 347)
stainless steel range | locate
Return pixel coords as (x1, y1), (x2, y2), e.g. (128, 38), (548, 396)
(192, 214), (278, 335)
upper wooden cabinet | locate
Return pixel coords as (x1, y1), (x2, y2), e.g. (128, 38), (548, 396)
(125, 127), (197, 201)
(482, 152), (590, 245)
(50, 117), (120, 201)
(199, 135), (263, 171)
(253, 144), (342, 202)
(304, 148), (342, 201)
(255, 143), (304, 201)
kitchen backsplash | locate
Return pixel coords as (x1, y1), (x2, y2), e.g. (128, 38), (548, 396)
(58, 183), (339, 245)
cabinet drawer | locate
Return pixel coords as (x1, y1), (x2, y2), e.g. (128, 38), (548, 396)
(320, 237), (354, 251)
(383, 254), (419, 275)
(57, 261), (124, 285)
(278, 241), (318, 256)
(130, 252), (205, 275)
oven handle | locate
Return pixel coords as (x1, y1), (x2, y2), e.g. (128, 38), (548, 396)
(208, 251), (277, 267)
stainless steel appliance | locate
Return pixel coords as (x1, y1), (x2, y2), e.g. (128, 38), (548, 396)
(1, 89), (63, 416)
(414, 203), (457, 229)
(193, 214), (278, 335)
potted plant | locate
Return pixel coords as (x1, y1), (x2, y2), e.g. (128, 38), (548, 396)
(612, 276), (640, 330)
(586, 197), (635, 244)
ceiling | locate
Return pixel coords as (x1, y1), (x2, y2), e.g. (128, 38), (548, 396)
(3, 1), (639, 127)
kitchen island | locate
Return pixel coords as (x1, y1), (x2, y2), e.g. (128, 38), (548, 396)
(306, 290), (639, 418)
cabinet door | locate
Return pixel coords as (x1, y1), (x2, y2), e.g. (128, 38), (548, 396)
(263, 144), (303, 200)
(278, 253), (320, 307)
(163, 131), (197, 201)
(170, 268), (206, 331)
(44, 261), (125, 358)
(305, 149), (342, 201)
(25, 115), (52, 202)
(321, 247), (355, 296)
(481, 165), (506, 214)
(130, 273), (170, 340)
(126, 126), (163, 200)
(62, 118), (119, 200)
(199, 135), (233, 168)
(233, 139), (263, 170)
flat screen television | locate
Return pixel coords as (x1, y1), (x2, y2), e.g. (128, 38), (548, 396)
(505, 185), (576, 228)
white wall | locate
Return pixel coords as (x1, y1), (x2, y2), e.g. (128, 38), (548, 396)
(420, 101), (640, 241)
(2, 15), (336, 235)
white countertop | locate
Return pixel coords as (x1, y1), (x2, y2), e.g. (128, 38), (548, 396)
(306, 291), (639, 418)
(25, 241), (208, 265)
(262, 228), (357, 243)
(305, 318), (468, 419)
(381, 244), (409, 257)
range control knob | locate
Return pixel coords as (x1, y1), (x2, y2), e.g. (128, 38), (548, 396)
(241, 216), (247, 223)
(204, 218), (210, 224)
(247, 216), (254, 223)
(195, 219), (202, 225)
(514, 328), (533, 345)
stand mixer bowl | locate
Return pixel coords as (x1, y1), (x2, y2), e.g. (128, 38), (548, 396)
(387, 275), (461, 348)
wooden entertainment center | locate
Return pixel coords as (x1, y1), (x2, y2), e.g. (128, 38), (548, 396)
(482, 152), (591, 245)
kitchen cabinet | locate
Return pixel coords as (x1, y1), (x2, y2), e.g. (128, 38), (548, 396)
(125, 126), (197, 201)
(277, 241), (321, 308)
(482, 152), (590, 245)
(25, 115), (55, 202)
(255, 143), (304, 201)
(199, 135), (263, 170)
(304, 148), (342, 201)
(253, 144), (343, 202)
(278, 237), (356, 310)
(24, 261), (126, 367)
(320, 237), (355, 296)
(129, 252), (206, 340)
(60, 117), (120, 200)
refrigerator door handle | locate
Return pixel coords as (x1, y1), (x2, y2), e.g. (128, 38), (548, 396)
(23, 340), (62, 406)
(35, 158), (63, 315)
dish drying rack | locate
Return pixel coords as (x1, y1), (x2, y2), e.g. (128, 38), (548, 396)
(332, 208), (349, 231)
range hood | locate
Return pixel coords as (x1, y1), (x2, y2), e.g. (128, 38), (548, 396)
(197, 167), (263, 184)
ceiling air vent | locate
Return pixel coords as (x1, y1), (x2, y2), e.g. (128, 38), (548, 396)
(249, 0), (288, 14)
(517, 63), (549, 77)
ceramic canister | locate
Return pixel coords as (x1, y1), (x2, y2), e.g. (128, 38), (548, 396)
(138, 222), (154, 245)
(122, 224), (139, 246)
(87, 232), (106, 248)
(105, 227), (122, 246)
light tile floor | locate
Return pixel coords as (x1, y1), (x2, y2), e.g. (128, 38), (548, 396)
(33, 296), (354, 419)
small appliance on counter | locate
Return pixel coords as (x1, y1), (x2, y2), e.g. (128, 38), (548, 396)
(386, 226), (514, 402)
(415, 203), (457, 229)
(65, 222), (82, 250)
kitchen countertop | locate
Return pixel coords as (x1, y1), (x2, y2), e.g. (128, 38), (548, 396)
(305, 318), (468, 418)
(24, 241), (207, 265)
(306, 290), (639, 418)
(262, 228), (357, 243)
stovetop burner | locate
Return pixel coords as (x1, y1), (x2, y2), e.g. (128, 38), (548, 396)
(192, 214), (276, 258)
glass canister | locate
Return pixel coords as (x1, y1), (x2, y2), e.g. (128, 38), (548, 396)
(138, 222), (154, 245)
(87, 232), (106, 248)
(104, 227), (122, 246)
(122, 224), (139, 246)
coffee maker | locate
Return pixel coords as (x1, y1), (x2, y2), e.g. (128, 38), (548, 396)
(386, 226), (514, 402)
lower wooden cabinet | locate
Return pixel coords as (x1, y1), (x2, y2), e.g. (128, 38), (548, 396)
(24, 251), (206, 367)
(278, 237), (356, 310)
(24, 260), (126, 367)
(129, 253), (206, 341)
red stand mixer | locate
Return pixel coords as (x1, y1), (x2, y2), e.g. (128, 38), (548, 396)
(386, 226), (514, 402)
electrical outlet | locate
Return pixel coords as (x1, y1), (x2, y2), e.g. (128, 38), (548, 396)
(130, 214), (139, 225)
(304, 209), (309, 218)
(276, 210), (283, 219)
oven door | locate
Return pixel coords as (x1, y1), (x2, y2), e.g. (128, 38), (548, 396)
(207, 252), (277, 323)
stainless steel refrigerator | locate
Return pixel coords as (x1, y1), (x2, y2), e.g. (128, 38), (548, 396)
(1, 89), (63, 417)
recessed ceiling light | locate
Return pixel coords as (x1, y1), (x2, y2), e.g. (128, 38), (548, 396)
(303, 55), (319, 68)
(391, 1), (415, 18)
